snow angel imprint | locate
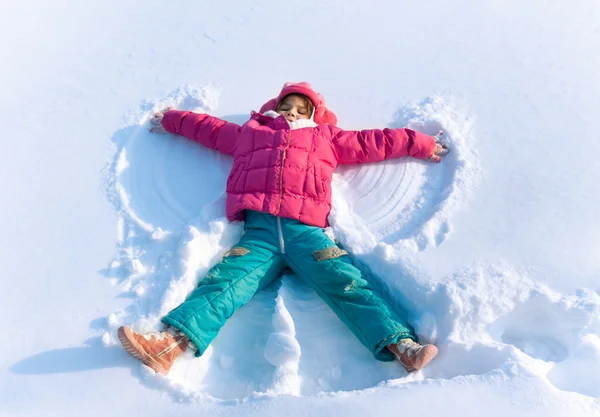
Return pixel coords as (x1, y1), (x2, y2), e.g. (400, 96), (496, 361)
(118, 81), (449, 375)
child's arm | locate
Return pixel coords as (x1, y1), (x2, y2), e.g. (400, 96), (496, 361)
(328, 126), (440, 165)
(158, 110), (240, 156)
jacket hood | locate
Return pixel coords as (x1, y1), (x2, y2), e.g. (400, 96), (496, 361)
(259, 82), (338, 126)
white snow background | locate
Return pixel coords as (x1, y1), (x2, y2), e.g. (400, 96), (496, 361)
(2, 0), (600, 416)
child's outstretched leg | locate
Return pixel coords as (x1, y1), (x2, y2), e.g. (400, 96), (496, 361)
(282, 221), (437, 371)
(118, 222), (285, 374)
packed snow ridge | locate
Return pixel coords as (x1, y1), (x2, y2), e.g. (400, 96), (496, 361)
(101, 85), (600, 402)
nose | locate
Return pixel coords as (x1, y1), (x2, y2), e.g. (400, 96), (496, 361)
(286, 109), (297, 119)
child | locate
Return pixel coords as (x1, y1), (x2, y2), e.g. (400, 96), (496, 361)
(118, 82), (448, 376)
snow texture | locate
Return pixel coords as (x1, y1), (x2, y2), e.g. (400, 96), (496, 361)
(98, 85), (600, 404)
(2, 0), (600, 416)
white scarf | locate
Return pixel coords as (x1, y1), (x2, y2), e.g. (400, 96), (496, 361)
(263, 110), (318, 130)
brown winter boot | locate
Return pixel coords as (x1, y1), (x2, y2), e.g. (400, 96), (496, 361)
(387, 338), (438, 372)
(117, 326), (188, 375)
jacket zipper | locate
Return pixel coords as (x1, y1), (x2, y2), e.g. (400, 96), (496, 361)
(277, 130), (291, 214)
(276, 130), (291, 254)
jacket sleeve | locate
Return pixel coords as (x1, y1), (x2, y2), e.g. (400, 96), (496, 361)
(328, 126), (436, 165)
(161, 110), (240, 156)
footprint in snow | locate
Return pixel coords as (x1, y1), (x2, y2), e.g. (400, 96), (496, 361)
(488, 287), (600, 397)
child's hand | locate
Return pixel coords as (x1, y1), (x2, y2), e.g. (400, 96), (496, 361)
(148, 107), (173, 134)
(427, 131), (450, 163)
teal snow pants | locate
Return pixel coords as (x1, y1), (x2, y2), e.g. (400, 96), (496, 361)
(162, 210), (416, 361)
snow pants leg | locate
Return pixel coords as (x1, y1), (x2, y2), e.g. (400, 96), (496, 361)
(162, 210), (416, 361)
(161, 217), (286, 356)
(281, 217), (416, 361)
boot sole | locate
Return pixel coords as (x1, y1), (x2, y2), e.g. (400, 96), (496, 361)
(117, 326), (167, 375)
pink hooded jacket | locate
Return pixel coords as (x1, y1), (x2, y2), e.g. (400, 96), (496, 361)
(161, 82), (436, 228)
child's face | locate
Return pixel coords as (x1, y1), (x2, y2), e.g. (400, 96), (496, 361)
(276, 95), (312, 123)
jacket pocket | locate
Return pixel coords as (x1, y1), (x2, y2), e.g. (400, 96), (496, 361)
(316, 165), (327, 198)
(303, 162), (318, 198)
(227, 162), (243, 191)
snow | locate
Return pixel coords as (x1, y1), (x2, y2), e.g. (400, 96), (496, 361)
(2, 0), (600, 416)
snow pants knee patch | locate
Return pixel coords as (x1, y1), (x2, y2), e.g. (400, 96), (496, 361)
(312, 246), (348, 262)
(223, 247), (250, 257)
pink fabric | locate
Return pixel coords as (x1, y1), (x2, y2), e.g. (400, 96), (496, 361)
(259, 82), (338, 126)
(161, 108), (436, 228)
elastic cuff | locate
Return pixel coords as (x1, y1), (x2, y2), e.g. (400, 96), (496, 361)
(166, 325), (198, 352)
(374, 332), (416, 362)
(161, 317), (207, 357)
